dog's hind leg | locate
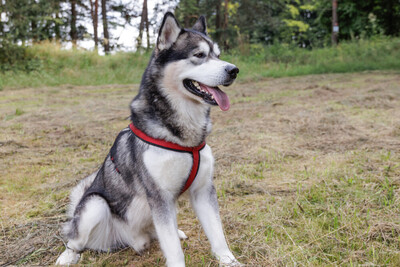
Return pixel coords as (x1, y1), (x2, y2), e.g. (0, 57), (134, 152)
(56, 195), (112, 265)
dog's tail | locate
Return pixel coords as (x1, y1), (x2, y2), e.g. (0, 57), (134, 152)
(62, 171), (98, 239)
(66, 171), (98, 218)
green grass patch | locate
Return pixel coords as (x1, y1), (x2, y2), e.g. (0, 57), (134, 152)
(223, 37), (400, 82)
(285, 153), (400, 265)
(1, 38), (400, 89)
(227, 150), (400, 265)
(0, 42), (150, 89)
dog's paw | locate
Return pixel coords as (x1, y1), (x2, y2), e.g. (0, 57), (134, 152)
(133, 233), (151, 253)
(219, 257), (242, 267)
(177, 229), (188, 240)
(217, 253), (242, 266)
(55, 248), (80, 265)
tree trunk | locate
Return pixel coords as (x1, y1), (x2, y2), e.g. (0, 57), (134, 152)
(31, 19), (38, 42)
(0, 0), (3, 36)
(144, 0), (150, 50)
(136, 14), (144, 50)
(331, 0), (338, 46)
(70, 0), (78, 46)
(215, 0), (222, 44)
(222, 0), (229, 49)
(55, 12), (61, 41)
(101, 0), (110, 53)
(89, 0), (99, 49)
(136, 0), (148, 51)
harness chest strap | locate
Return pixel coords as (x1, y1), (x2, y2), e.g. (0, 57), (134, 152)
(128, 123), (206, 194)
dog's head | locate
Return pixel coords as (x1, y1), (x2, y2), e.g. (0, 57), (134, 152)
(154, 12), (239, 111)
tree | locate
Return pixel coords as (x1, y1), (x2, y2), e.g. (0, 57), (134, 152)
(53, 1), (64, 41)
(332, 0), (338, 45)
(317, 0), (382, 40)
(1, 0), (400, 56)
(175, 0), (199, 28)
(89, 0), (99, 49)
(0, 0), (4, 36)
(70, 0), (78, 45)
(373, 0), (400, 36)
(136, 0), (150, 51)
(101, 0), (110, 53)
(214, 0), (222, 44)
(2, 0), (67, 44)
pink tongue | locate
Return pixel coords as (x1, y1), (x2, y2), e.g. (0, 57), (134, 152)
(199, 84), (230, 111)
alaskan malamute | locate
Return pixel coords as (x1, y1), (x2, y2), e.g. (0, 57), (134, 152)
(56, 12), (240, 266)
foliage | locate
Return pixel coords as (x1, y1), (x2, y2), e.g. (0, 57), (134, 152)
(0, 0), (141, 54)
(0, 41), (41, 72)
(175, 0), (400, 49)
(2, 0), (67, 43)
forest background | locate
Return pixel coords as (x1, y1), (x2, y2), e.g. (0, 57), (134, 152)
(1, 0), (400, 89)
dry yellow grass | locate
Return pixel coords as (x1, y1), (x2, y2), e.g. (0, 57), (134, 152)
(1, 72), (400, 266)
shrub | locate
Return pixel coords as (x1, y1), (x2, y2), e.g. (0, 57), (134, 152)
(0, 41), (42, 72)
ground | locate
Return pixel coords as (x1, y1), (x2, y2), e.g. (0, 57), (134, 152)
(1, 71), (400, 266)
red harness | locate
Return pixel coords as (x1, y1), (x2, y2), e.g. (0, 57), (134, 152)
(129, 123), (206, 194)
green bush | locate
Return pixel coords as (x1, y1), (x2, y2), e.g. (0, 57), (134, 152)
(0, 41), (42, 72)
(0, 42), (151, 88)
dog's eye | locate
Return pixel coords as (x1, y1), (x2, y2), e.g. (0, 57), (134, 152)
(194, 52), (206, 59)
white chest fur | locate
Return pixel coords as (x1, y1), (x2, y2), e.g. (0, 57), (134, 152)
(143, 145), (214, 194)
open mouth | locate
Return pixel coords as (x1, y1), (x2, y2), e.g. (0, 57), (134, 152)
(183, 79), (230, 111)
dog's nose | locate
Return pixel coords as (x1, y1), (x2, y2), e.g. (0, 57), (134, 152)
(225, 65), (239, 79)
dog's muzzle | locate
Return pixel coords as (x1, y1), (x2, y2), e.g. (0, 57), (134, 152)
(182, 63), (239, 111)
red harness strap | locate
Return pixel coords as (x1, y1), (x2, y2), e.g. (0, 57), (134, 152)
(129, 123), (206, 194)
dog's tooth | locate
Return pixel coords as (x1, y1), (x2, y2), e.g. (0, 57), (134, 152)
(211, 95), (214, 100)
(193, 82), (201, 90)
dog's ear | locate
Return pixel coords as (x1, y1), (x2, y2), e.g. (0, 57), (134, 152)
(192, 15), (207, 35)
(157, 12), (182, 51)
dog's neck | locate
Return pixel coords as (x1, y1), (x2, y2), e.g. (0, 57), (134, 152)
(130, 69), (212, 147)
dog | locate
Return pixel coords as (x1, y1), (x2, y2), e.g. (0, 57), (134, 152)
(56, 12), (240, 266)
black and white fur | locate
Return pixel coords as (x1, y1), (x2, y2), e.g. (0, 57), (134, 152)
(56, 12), (240, 266)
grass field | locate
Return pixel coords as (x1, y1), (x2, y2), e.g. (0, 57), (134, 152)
(1, 71), (400, 266)
(1, 37), (400, 90)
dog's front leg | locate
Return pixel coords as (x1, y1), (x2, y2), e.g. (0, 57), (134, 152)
(190, 183), (240, 266)
(149, 195), (185, 267)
